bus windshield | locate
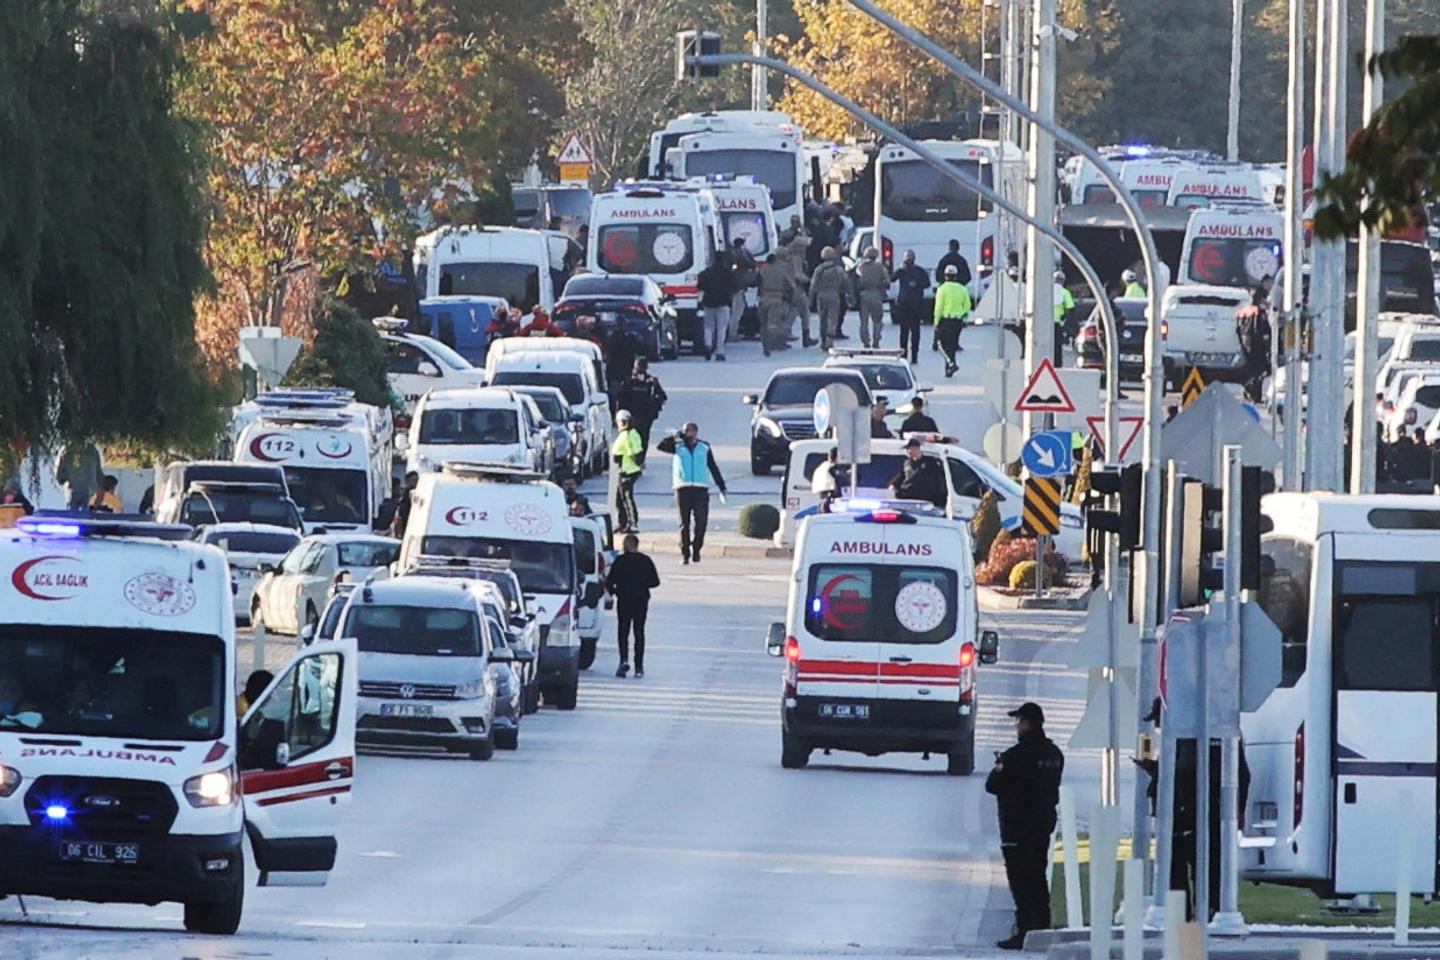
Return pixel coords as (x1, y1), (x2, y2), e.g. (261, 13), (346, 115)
(880, 159), (989, 222)
(684, 149), (798, 211)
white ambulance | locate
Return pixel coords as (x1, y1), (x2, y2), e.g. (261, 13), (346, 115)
(397, 463), (580, 709)
(0, 515), (357, 934)
(767, 502), (999, 774)
(588, 182), (722, 353)
(1176, 204), (1284, 289)
(701, 177), (781, 262)
(1166, 166), (1269, 209)
(232, 390), (394, 535)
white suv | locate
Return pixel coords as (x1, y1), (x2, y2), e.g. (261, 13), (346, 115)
(407, 387), (544, 475)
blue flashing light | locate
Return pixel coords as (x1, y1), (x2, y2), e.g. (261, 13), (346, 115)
(18, 520), (83, 538)
(810, 597), (823, 615)
(45, 804), (69, 821)
(1124, 145), (1153, 158)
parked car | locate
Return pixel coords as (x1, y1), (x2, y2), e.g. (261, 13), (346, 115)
(194, 522), (302, 625)
(251, 533), (400, 638)
(1076, 298), (1148, 381)
(553, 274), (679, 361)
(509, 384), (587, 480)
(742, 367), (872, 475)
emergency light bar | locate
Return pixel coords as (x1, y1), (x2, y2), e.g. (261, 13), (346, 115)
(829, 498), (940, 520)
(257, 413), (355, 429)
(17, 513), (194, 541)
(828, 348), (906, 359)
(441, 461), (549, 482)
(406, 554), (515, 572)
(899, 432), (962, 446)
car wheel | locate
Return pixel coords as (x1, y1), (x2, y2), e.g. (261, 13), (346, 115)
(468, 736), (495, 761)
(494, 727), (519, 751)
(946, 745), (975, 776)
(781, 731), (811, 769)
(183, 876), (244, 935)
(578, 637), (597, 670)
(750, 451), (770, 476)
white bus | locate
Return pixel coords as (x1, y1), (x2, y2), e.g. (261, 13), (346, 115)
(1242, 493), (1440, 895)
(647, 110), (798, 179)
(668, 129), (806, 229)
(873, 139), (1025, 295)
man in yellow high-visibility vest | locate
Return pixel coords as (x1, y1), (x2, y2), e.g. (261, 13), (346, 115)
(611, 409), (645, 533)
(933, 263), (973, 378)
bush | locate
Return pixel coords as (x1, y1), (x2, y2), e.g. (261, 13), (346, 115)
(1009, 559), (1054, 590)
(1071, 445), (1093, 504)
(738, 502), (780, 539)
(970, 489), (1002, 559)
(978, 535), (1069, 587)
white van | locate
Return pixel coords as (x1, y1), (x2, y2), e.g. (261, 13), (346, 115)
(483, 336), (608, 395)
(397, 464), (580, 709)
(413, 225), (569, 313)
(0, 515), (357, 933)
(1166, 166), (1269, 209)
(407, 387), (544, 476)
(232, 393), (393, 535)
(775, 437), (1086, 563)
(700, 177), (781, 262)
(1176, 205), (1284, 288)
(488, 350), (611, 477)
(588, 182), (722, 352)
(765, 503), (999, 773)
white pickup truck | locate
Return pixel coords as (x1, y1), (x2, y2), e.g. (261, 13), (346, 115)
(1160, 284), (1251, 385)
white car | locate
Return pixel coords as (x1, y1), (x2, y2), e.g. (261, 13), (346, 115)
(822, 348), (931, 416)
(194, 522), (303, 625)
(1383, 372), (1440, 439)
(375, 317), (487, 421)
(489, 350), (612, 477)
(251, 533), (400, 637)
(407, 387), (545, 475)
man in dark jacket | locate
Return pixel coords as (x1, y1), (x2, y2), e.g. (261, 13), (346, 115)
(614, 357), (668, 465)
(605, 534), (660, 678)
(986, 702), (1065, 950)
(886, 439), (947, 509)
(893, 250), (930, 363)
(697, 252), (737, 361)
(605, 326), (641, 396)
(899, 396), (939, 435)
(869, 398), (894, 439)
(934, 239), (972, 287)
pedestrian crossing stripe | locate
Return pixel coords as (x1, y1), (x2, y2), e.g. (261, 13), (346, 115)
(1022, 477), (1063, 536)
(1181, 367), (1206, 408)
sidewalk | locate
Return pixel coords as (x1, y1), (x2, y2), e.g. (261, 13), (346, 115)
(1037, 930), (1440, 958)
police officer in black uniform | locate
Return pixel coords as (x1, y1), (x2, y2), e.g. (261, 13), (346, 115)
(986, 701), (1065, 951)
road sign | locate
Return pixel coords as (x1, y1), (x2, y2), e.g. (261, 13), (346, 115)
(556, 133), (593, 165)
(812, 388), (831, 436)
(1014, 357), (1076, 414)
(1022, 477), (1063, 536)
(1181, 367), (1206, 408)
(982, 421), (1024, 466)
(1160, 386), (1282, 485)
(1022, 431), (1072, 478)
(238, 327), (302, 390)
(1086, 415), (1145, 462)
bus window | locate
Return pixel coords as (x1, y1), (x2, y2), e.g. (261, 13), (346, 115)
(1257, 537), (1312, 687)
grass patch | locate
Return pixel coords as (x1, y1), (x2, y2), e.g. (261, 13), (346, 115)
(1051, 859), (1440, 928)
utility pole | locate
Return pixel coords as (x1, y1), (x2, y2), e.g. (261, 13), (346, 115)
(1021, 0), (1057, 439)
(752, 0), (769, 111)
(1226, 0), (1244, 160)
(1306, 0), (1337, 491)
(1211, 446), (1248, 936)
(1281, 0), (1305, 490)
(1351, 0), (1384, 494)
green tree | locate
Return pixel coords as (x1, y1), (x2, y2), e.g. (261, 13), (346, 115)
(283, 300), (393, 409)
(0, 1), (222, 456)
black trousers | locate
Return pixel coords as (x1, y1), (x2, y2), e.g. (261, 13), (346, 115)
(616, 597), (649, 669)
(617, 473), (640, 531)
(676, 487), (710, 558)
(635, 419), (653, 466)
(895, 301), (923, 363)
(937, 318), (965, 368)
(1001, 834), (1053, 934)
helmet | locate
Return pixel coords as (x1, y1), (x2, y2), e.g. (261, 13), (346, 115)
(863, 246), (879, 260)
(616, 409), (632, 423)
(1122, 269), (1137, 283)
(821, 246), (838, 261)
(944, 264), (959, 276)
(1053, 270), (1066, 283)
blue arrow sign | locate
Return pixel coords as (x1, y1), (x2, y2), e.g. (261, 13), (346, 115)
(813, 389), (831, 436)
(1021, 430), (1072, 478)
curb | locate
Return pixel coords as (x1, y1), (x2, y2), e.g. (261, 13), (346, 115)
(979, 586), (1092, 612)
(635, 535), (790, 560)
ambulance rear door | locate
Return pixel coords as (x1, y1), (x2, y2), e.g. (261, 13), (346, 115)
(873, 522), (967, 713)
(794, 527), (881, 708)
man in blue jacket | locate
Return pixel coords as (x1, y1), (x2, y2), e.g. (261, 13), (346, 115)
(659, 421), (728, 564)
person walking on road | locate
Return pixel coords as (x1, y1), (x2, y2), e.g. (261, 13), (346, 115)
(605, 325), (641, 397)
(730, 238), (757, 340)
(934, 238), (972, 288)
(809, 247), (848, 351)
(899, 395), (939, 435)
(986, 702), (1065, 951)
(55, 442), (104, 512)
(611, 410), (645, 533)
(893, 250), (929, 363)
(658, 421), (727, 564)
(758, 253), (796, 357)
(933, 264), (973, 378)
(785, 224), (813, 346)
(615, 357), (668, 464)
(855, 247), (890, 349)
(1121, 269), (1147, 299)
(606, 534), (659, 679)
(697, 252), (736, 361)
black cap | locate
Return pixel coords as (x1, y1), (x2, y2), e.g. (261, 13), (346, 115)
(1007, 702), (1045, 725)
(904, 437), (922, 449)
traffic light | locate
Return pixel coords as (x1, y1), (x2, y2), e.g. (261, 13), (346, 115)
(676, 31), (721, 80)
(1086, 463), (1142, 549)
(1179, 479), (1224, 608)
(1239, 466), (1276, 590)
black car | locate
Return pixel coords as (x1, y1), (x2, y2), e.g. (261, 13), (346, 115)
(1076, 298), (1148, 381)
(553, 274), (679, 361)
(743, 368), (873, 475)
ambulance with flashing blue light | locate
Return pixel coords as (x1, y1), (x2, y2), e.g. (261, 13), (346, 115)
(765, 501), (999, 775)
(0, 515), (358, 934)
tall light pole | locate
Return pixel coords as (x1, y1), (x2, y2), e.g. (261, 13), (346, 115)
(1021, 0), (1057, 440)
(1351, 0), (1383, 494)
(752, 0), (769, 110)
(1227, 0), (1244, 160)
(1281, 0), (1305, 490)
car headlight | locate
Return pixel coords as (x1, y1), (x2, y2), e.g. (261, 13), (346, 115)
(0, 762), (22, 798)
(183, 765), (236, 808)
(757, 417), (783, 438)
(457, 678), (488, 699)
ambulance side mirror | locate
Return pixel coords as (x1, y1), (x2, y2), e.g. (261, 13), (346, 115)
(765, 622), (785, 657)
(979, 630), (1000, 665)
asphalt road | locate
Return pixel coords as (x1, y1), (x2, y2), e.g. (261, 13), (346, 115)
(1, 323), (1125, 958)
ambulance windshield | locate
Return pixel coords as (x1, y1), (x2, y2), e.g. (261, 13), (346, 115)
(420, 536), (574, 594)
(804, 565), (957, 644)
(0, 626), (225, 740)
(1186, 237), (1281, 288)
(283, 467), (369, 527)
(597, 224), (695, 275)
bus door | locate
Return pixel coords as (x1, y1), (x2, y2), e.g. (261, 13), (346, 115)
(1331, 559), (1440, 893)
